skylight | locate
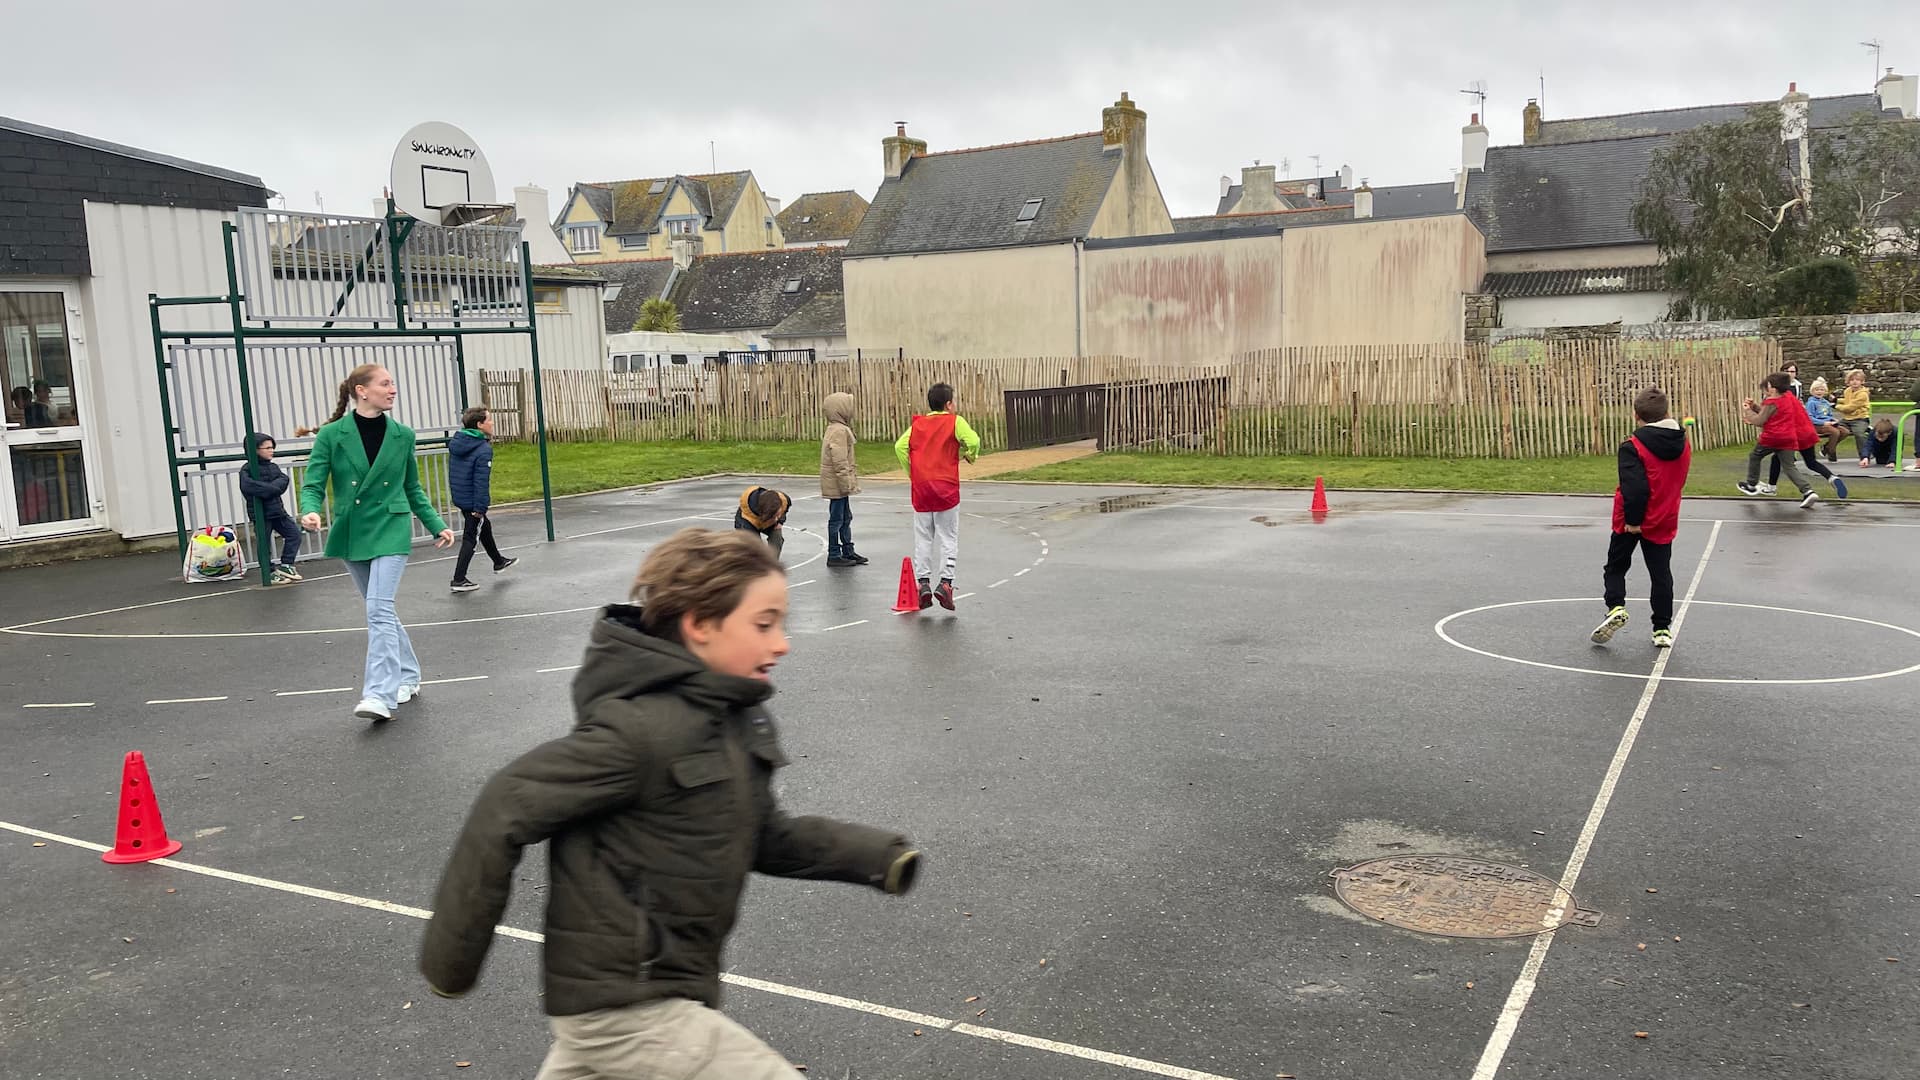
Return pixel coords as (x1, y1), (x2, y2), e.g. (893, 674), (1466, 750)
(648, 179), (668, 194)
(1016, 198), (1043, 222)
(782, 278), (802, 294)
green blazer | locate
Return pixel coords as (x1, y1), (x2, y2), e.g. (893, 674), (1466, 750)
(298, 413), (448, 561)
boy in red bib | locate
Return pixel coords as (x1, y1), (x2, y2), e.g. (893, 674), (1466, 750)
(1737, 372), (1819, 508)
(1592, 388), (1692, 649)
(894, 382), (980, 610)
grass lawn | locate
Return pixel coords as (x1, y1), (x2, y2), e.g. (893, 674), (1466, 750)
(997, 446), (1920, 503)
(491, 440), (898, 504)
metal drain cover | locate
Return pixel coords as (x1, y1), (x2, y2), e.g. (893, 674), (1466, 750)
(1330, 854), (1601, 938)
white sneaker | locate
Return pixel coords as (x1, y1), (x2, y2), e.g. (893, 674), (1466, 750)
(353, 698), (392, 721)
(1756, 483), (1778, 495)
(397, 684), (420, 705)
(1799, 490), (1820, 509)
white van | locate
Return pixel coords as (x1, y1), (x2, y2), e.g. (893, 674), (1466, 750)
(605, 330), (746, 410)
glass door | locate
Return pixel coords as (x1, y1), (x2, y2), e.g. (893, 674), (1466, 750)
(2, 286), (98, 540)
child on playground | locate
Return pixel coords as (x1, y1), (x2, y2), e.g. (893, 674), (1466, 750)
(447, 406), (517, 593)
(421, 527), (922, 1079)
(1762, 378), (1848, 498)
(895, 381), (980, 610)
(1739, 372), (1821, 509)
(1805, 378), (1845, 462)
(734, 485), (791, 558)
(240, 432), (303, 584)
(820, 391), (866, 568)
(1839, 369), (1874, 466)
(1592, 388), (1692, 649)
(1867, 417), (1899, 467)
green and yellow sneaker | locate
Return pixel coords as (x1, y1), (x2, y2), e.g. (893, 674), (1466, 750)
(1590, 606), (1629, 644)
(1651, 629), (1673, 649)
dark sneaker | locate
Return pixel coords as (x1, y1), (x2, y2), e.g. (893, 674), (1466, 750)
(1831, 476), (1848, 499)
(918, 579), (933, 610)
(935, 579), (956, 610)
(1799, 490), (1820, 509)
(1736, 481), (1760, 496)
(451, 579), (480, 592)
(493, 557), (518, 574)
(827, 556), (856, 567)
(1590, 606), (1629, 644)
(846, 551), (871, 565)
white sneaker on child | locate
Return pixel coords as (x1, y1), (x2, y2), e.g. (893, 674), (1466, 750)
(1756, 483), (1778, 495)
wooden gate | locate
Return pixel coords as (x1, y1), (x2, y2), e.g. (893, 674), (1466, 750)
(1004, 383), (1106, 450)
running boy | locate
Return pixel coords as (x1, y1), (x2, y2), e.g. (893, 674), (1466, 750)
(241, 432), (303, 584)
(1592, 388), (1691, 649)
(1738, 373), (1820, 508)
(895, 382), (980, 610)
(422, 527), (921, 1078)
(447, 407), (518, 593)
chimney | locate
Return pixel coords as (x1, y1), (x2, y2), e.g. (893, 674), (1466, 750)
(1102, 90), (1147, 155)
(1220, 174), (1232, 199)
(670, 234), (701, 270)
(883, 122), (928, 179)
(1879, 68), (1918, 119)
(1101, 91), (1158, 237)
(1780, 81), (1811, 143)
(765, 196), (782, 217)
(1338, 164), (1353, 191)
(373, 197), (390, 218)
(515, 184), (573, 264)
(1352, 180), (1374, 220)
(1238, 162), (1280, 213)
(1523, 98), (1543, 144)
(1462, 113), (1489, 172)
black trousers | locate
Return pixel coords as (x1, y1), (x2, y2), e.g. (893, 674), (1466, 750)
(258, 513), (301, 567)
(1603, 531), (1674, 631)
(454, 509), (505, 580)
(1768, 446), (1833, 484)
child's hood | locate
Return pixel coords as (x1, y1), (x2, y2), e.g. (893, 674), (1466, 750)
(448, 429), (489, 460)
(1634, 419), (1688, 461)
(571, 604), (774, 719)
(823, 392), (855, 427)
(244, 432), (276, 461)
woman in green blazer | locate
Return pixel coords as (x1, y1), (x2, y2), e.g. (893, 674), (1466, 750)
(299, 364), (454, 721)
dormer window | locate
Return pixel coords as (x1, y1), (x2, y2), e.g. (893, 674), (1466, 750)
(1016, 198), (1043, 222)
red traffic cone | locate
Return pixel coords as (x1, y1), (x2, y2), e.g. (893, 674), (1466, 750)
(1310, 476), (1329, 515)
(101, 751), (183, 864)
(891, 557), (922, 613)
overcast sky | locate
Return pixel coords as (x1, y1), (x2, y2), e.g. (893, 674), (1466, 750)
(4, 1), (1912, 223)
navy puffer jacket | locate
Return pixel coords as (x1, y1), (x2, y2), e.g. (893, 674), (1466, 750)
(448, 429), (492, 511)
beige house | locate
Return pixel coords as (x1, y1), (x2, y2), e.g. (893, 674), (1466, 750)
(555, 171), (783, 262)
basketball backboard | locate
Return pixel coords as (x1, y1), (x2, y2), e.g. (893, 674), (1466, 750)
(390, 122), (497, 224)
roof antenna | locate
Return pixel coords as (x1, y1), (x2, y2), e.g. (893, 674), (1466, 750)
(1538, 69), (1546, 115)
(709, 140), (716, 174)
(1460, 79), (1488, 116)
(1862, 38), (1884, 87)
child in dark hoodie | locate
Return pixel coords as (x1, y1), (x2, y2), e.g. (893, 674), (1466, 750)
(447, 406), (516, 593)
(1591, 388), (1691, 649)
(241, 433), (304, 584)
(421, 528), (920, 1076)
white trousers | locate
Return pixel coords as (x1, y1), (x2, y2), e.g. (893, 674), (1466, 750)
(912, 508), (959, 583)
(535, 998), (802, 1080)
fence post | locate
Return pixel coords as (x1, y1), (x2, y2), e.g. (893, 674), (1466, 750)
(1349, 390), (1362, 457)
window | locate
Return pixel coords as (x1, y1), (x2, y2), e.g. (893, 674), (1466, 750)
(620, 235), (651, 251)
(567, 225), (601, 253)
(603, 283), (625, 303)
(1016, 198), (1043, 222)
(670, 354), (689, 366)
(800, 215), (813, 224)
(667, 218), (697, 237)
(782, 278), (802, 294)
(648, 179), (668, 194)
(612, 355), (631, 374)
(533, 286), (567, 312)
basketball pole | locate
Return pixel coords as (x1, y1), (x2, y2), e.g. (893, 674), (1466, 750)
(519, 241), (556, 542)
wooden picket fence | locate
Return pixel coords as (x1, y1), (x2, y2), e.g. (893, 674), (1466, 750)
(478, 338), (1779, 458)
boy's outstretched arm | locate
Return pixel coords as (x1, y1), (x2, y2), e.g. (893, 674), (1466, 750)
(954, 415), (981, 463)
(894, 426), (912, 473)
(420, 714), (645, 998)
(756, 793), (920, 895)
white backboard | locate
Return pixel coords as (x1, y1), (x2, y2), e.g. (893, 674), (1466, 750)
(390, 122), (497, 223)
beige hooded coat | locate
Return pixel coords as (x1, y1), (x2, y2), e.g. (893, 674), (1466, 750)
(820, 392), (860, 498)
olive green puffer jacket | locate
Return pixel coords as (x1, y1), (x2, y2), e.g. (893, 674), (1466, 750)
(420, 605), (918, 1015)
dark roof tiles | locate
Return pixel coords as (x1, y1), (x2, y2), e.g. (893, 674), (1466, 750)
(847, 133), (1123, 256)
(777, 191), (869, 244)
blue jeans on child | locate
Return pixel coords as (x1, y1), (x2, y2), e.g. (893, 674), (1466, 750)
(261, 513), (302, 567)
(826, 497), (853, 558)
(346, 554), (420, 710)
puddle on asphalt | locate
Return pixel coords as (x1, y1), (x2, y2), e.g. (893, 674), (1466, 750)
(1048, 492), (1182, 520)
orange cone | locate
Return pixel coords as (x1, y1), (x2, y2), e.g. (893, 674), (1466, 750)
(1310, 476), (1329, 515)
(891, 557), (922, 613)
(101, 751), (182, 864)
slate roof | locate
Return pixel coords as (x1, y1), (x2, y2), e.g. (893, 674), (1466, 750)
(777, 191), (869, 244)
(1482, 265), (1669, 298)
(1464, 135), (1673, 253)
(594, 258), (676, 333)
(764, 292), (847, 339)
(668, 247), (843, 333)
(586, 171), (756, 238)
(1323, 181), (1458, 217)
(1535, 93), (1894, 144)
(1171, 206), (1353, 233)
(846, 133), (1122, 257)
(561, 183), (616, 228)
(1215, 179), (1339, 215)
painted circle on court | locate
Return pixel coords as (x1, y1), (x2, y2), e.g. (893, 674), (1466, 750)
(1434, 598), (1920, 685)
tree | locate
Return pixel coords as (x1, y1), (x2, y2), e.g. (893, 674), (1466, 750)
(1772, 257), (1859, 315)
(633, 298), (681, 332)
(1823, 115), (1920, 311)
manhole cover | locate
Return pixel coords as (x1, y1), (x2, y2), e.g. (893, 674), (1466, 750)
(1330, 854), (1601, 938)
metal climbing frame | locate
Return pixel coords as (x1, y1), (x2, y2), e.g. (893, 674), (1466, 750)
(150, 200), (556, 585)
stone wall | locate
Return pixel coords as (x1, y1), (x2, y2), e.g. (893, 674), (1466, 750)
(1463, 293), (1498, 345)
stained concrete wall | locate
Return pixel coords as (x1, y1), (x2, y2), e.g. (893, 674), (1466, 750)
(1281, 214), (1486, 346)
(843, 243), (1079, 360)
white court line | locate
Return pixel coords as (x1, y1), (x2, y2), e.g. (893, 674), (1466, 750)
(560, 512), (711, 541)
(790, 579), (817, 588)
(274, 686), (353, 697)
(1470, 519), (1723, 1080)
(421, 676), (487, 686)
(8, 605), (604, 640)
(988, 579), (1009, 589)
(22, 702), (93, 709)
(146, 696), (229, 705)
(1142, 502), (1920, 528)
(1014, 568), (1030, 577)
(536, 665), (581, 674)
(955, 592), (976, 601)
(821, 620), (869, 632)
(3, 821), (1233, 1080)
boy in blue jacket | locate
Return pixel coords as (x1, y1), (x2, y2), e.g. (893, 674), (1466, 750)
(448, 407), (517, 592)
(241, 433), (304, 584)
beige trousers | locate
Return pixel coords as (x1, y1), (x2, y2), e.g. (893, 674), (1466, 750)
(534, 998), (804, 1080)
